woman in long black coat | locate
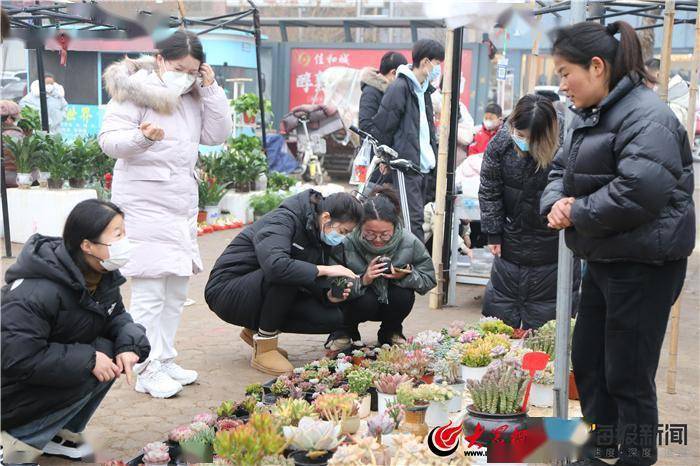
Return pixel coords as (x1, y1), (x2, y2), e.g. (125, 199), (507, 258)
(479, 94), (579, 330)
(205, 190), (361, 376)
(1, 199), (150, 463)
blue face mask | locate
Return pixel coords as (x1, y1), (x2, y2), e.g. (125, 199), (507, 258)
(321, 222), (345, 247)
(428, 62), (442, 83)
(512, 134), (529, 152)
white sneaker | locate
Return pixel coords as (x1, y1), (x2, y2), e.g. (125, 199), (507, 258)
(135, 360), (182, 398)
(161, 359), (198, 385)
(42, 430), (93, 460)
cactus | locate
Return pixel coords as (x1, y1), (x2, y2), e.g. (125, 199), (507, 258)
(466, 359), (529, 414)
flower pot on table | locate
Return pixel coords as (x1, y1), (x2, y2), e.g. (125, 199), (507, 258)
(377, 392), (396, 414)
(569, 371), (579, 400)
(16, 173), (32, 189)
(69, 178), (87, 189)
(462, 404), (528, 449)
(47, 177), (64, 190)
(426, 400), (450, 428)
(400, 405), (429, 439)
(461, 365), (488, 383)
(530, 383), (554, 408)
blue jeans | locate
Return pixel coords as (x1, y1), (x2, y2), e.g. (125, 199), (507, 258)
(6, 380), (113, 450)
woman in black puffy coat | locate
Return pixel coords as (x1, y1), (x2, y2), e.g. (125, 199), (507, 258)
(1, 199), (150, 464)
(479, 94), (579, 330)
(542, 21), (695, 466)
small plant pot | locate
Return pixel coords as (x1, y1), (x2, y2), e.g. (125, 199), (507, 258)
(420, 372), (435, 384)
(351, 355), (365, 366)
(400, 405), (429, 440)
(243, 113), (256, 125)
(330, 277), (357, 299)
(289, 450), (334, 466)
(340, 415), (361, 435)
(377, 256), (392, 273)
(426, 400), (450, 427)
(377, 392), (396, 414)
(368, 386), (379, 412)
(205, 205), (221, 224)
(47, 178), (64, 190)
(180, 441), (213, 464)
(235, 181), (253, 193)
(462, 404), (528, 448)
(510, 338), (524, 349)
(569, 370), (579, 400)
(68, 178), (87, 189)
(38, 172), (50, 188)
(358, 394), (371, 418)
(530, 383), (554, 408)
(263, 393), (278, 405)
(444, 381), (465, 413)
(461, 365), (489, 382)
(197, 210), (207, 223)
(15, 173), (32, 189)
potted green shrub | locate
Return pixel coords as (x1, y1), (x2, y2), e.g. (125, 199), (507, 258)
(232, 93), (273, 127)
(374, 373), (410, 414)
(16, 106), (41, 136)
(68, 136), (100, 188)
(463, 358), (529, 448)
(2, 134), (42, 188)
(225, 135), (268, 192)
(249, 190), (285, 221)
(267, 171), (297, 192)
(198, 175), (228, 224)
(40, 134), (71, 189)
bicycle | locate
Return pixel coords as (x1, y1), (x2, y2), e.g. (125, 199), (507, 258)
(297, 116), (325, 185)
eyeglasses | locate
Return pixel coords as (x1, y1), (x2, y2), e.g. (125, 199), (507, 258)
(362, 231), (393, 241)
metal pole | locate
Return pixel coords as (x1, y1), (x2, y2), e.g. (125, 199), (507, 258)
(33, 14), (49, 133)
(252, 8), (267, 154)
(553, 0), (587, 423)
(1, 125), (12, 258)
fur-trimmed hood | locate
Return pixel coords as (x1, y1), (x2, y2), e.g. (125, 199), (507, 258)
(359, 67), (389, 93)
(103, 55), (197, 114)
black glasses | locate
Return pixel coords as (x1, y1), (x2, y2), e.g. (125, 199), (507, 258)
(362, 231), (393, 241)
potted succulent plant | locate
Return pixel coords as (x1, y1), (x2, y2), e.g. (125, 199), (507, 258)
(141, 441), (171, 466)
(395, 382), (429, 440)
(366, 412), (396, 447)
(463, 359), (529, 448)
(374, 373), (411, 414)
(329, 276), (358, 299)
(216, 399), (249, 421)
(376, 255), (392, 274)
(346, 368), (373, 418)
(246, 383), (265, 402)
(524, 319), (579, 400)
(283, 417), (341, 466)
(460, 333), (511, 383)
(213, 412), (286, 466)
(271, 398), (317, 427)
(350, 349), (366, 366)
(433, 346), (465, 413)
(179, 422), (215, 463)
(479, 316), (515, 337)
(531, 361), (554, 408)
(313, 392), (360, 435)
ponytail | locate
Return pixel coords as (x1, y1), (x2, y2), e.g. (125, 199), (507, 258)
(311, 191), (363, 224)
(362, 186), (402, 226)
(552, 20), (655, 90)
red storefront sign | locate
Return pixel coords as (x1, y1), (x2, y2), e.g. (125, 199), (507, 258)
(289, 47), (473, 110)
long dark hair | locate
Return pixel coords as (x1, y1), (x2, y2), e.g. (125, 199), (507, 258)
(362, 186), (402, 227)
(311, 191), (363, 225)
(63, 199), (123, 272)
(155, 30), (205, 63)
(509, 94), (559, 169)
(552, 20), (656, 90)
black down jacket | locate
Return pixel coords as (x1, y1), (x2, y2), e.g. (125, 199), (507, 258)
(372, 71), (438, 168)
(358, 67), (390, 142)
(1, 235), (150, 430)
(205, 190), (340, 331)
(479, 120), (580, 329)
(541, 75), (695, 264)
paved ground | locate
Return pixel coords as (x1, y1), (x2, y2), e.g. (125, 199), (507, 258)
(2, 170), (699, 464)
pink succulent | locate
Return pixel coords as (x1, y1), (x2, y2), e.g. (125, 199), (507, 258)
(216, 418), (244, 431)
(192, 412), (217, 426)
(143, 442), (170, 464)
(460, 329), (481, 344)
(168, 425), (194, 443)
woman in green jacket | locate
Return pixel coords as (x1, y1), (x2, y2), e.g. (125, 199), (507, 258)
(327, 187), (437, 351)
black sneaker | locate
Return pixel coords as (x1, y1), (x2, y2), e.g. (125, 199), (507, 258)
(567, 459), (613, 466)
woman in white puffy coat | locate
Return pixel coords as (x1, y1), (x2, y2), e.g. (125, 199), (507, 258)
(99, 30), (232, 398)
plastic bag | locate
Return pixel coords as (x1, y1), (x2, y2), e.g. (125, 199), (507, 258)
(349, 137), (372, 185)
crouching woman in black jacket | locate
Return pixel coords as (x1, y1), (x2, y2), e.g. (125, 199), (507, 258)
(542, 21), (695, 466)
(1, 199), (150, 464)
(205, 190), (362, 376)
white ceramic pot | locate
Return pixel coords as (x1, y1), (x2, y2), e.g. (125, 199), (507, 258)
(510, 338), (524, 349)
(38, 172), (50, 188)
(461, 365), (488, 383)
(425, 400), (450, 428)
(530, 383), (554, 408)
(341, 416), (361, 435)
(16, 173), (32, 188)
(205, 205), (220, 224)
(446, 382), (464, 413)
(377, 392), (396, 414)
(358, 394), (371, 418)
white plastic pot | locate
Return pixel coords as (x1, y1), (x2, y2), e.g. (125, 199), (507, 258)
(446, 382), (464, 413)
(426, 400), (450, 428)
(461, 365), (488, 383)
(510, 338), (524, 349)
(358, 394), (371, 418)
(377, 392), (396, 414)
(530, 383), (554, 408)
(38, 172), (50, 188)
(16, 173), (32, 189)
(205, 205), (220, 224)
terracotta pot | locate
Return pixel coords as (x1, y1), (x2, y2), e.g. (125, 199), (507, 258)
(420, 372), (435, 384)
(47, 178), (64, 190)
(351, 356), (365, 366)
(243, 112), (256, 125)
(68, 178), (87, 189)
(462, 404), (528, 448)
(400, 405), (429, 439)
(569, 371), (580, 400)
(197, 210), (207, 223)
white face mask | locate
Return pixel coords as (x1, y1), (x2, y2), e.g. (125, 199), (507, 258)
(45, 83), (55, 93)
(483, 119), (499, 130)
(98, 237), (133, 271)
(161, 70), (196, 95)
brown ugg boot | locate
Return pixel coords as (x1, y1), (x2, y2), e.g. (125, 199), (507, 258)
(251, 334), (294, 375)
(1, 431), (43, 464)
(240, 328), (288, 358)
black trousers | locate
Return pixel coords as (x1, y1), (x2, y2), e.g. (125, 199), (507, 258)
(573, 259), (687, 465)
(340, 286), (415, 344)
(395, 170), (434, 243)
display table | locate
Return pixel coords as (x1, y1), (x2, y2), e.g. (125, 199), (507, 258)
(0, 188), (98, 243)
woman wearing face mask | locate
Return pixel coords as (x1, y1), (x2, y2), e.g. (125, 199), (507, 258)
(98, 30), (231, 398)
(479, 94), (580, 330)
(326, 187), (436, 350)
(541, 21), (694, 466)
(205, 190), (362, 375)
(1, 199), (150, 464)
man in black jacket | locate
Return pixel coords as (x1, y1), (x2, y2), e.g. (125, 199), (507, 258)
(358, 51), (408, 141)
(372, 39), (444, 242)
